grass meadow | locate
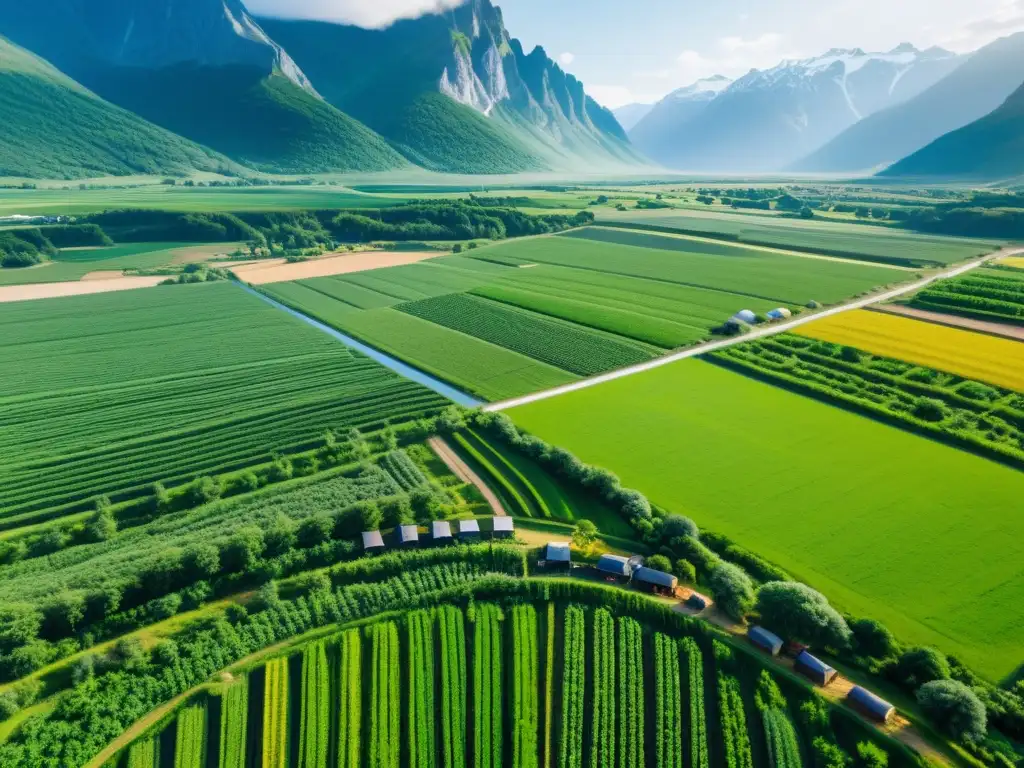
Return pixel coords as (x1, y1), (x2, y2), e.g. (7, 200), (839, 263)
(0, 242), (194, 285)
(793, 310), (1024, 392)
(510, 359), (1024, 681)
(0, 283), (446, 520)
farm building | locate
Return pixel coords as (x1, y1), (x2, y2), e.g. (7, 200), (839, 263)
(545, 542), (572, 570)
(767, 308), (793, 321)
(396, 525), (419, 547)
(795, 651), (838, 686)
(633, 566), (678, 595)
(457, 519), (481, 542)
(492, 516), (515, 539)
(847, 686), (895, 723)
(361, 530), (385, 553)
(748, 625), (784, 656)
(732, 309), (757, 324)
(596, 554), (633, 582)
(432, 520), (453, 545)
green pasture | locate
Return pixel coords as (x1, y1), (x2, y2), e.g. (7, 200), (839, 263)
(595, 207), (1001, 267)
(510, 359), (1024, 681)
(0, 283), (446, 520)
(0, 242), (192, 285)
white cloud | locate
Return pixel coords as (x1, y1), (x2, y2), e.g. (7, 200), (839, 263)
(586, 84), (665, 110)
(245, 0), (464, 29)
(559, 52), (576, 66)
(666, 33), (800, 84)
(935, 0), (1024, 50)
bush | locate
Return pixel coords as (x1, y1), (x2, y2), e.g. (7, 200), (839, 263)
(572, 520), (598, 549)
(708, 562), (755, 621)
(850, 618), (898, 660)
(297, 515), (333, 548)
(0, 251), (42, 269)
(85, 509), (117, 543)
(252, 582), (280, 613)
(755, 582), (851, 648)
(893, 646), (950, 689)
(912, 397), (947, 422)
(661, 514), (699, 541)
(855, 741), (888, 768)
(674, 559), (697, 584)
(813, 738), (851, 768)
(645, 554), (672, 573)
(917, 680), (987, 741)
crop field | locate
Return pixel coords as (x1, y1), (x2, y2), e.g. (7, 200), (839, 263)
(510, 360), (1024, 680)
(0, 242), (194, 285)
(0, 282), (446, 519)
(909, 268), (1024, 325)
(792, 310), (1024, 393)
(261, 228), (908, 400)
(594, 207), (1001, 267)
(710, 333), (1024, 467)
(114, 597), (908, 768)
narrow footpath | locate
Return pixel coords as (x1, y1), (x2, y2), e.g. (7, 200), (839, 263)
(427, 436), (507, 516)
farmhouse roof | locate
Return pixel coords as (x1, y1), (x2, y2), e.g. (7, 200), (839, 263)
(432, 521), (453, 539)
(597, 554), (632, 576)
(362, 530), (385, 549)
(546, 542), (571, 562)
(847, 686), (895, 720)
(398, 525), (419, 544)
(634, 567), (678, 589)
(457, 519), (481, 534)
(795, 651), (835, 679)
(748, 625), (784, 654)
(492, 517), (514, 532)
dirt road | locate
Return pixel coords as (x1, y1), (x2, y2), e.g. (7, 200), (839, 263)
(870, 303), (1024, 341)
(486, 246), (1024, 413)
(427, 436), (507, 517)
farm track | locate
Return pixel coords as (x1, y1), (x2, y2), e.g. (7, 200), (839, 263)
(870, 303), (1024, 341)
(486, 247), (1024, 412)
(427, 436), (507, 516)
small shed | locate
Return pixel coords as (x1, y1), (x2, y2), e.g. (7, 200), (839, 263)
(748, 625), (784, 656)
(545, 542), (571, 569)
(596, 554), (633, 581)
(732, 309), (757, 324)
(847, 686), (895, 724)
(361, 530), (385, 553)
(456, 519), (481, 542)
(432, 520), (453, 545)
(633, 567), (679, 595)
(795, 651), (838, 686)
(492, 517), (515, 540)
(396, 525), (419, 547)
(686, 592), (710, 610)
(767, 308), (793, 321)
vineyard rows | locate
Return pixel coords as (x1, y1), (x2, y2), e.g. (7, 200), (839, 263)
(122, 601), (895, 768)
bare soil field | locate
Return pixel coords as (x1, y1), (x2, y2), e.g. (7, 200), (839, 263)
(0, 276), (166, 303)
(872, 304), (1024, 341)
(232, 250), (438, 285)
(81, 270), (129, 281)
(167, 243), (245, 264)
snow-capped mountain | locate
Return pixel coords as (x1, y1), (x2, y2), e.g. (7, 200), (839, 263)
(629, 75), (733, 160)
(632, 44), (962, 172)
(613, 103), (656, 131)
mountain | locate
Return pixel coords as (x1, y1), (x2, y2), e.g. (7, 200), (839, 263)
(632, 45), (961, 172)
(794, 33), (1024, 173)
(614, 103), (656, 131)
(881, 80), (1024, 181)
(0, 0), (408, 174)
(259, 0), (642, 174)
(628, 76), (732, 160)
(0, 35), (241, 179)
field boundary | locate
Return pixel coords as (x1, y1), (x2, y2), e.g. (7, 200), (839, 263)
(485, 246), (1023, 412)
(427, 436), (507, 516)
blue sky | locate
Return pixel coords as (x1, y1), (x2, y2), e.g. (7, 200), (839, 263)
(248, 0), (1024, 107)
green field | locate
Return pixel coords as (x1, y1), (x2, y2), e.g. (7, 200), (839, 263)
(594, 208), (1001, 267)
(510, 360), (1024, 681)
(261, 228), (909, 400)
(0, 242), (194, 285)
(0, 283), (446, 519)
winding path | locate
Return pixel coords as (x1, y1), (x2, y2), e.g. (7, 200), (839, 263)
(484, 246), (1024, 412)
(427, 436), (507, 516)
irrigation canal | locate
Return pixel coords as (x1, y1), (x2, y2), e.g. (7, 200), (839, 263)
(237, 282), (484, 408)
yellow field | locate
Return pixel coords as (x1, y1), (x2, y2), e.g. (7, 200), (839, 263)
(999, 256), (1024, 270)
(793, 309), (1024, 392)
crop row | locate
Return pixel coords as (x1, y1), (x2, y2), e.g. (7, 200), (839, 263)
(654, 633), (682, 768)
(409, 612), (436, 768)
(369, 622), (401, 768)
(682, 638), (709, 768)
(719, 675), (754, 768)
(263, 657), (290, 768)
(618, 618), (644, 768)
(218, 675), (248, 768)
(338, 629), (363, 768)
(559, 605), (586, 768)
(439, 605), (468, 768)
(474, 604), (504, 768)
(511, 604), (539, 768)
(543, 602), (556, 768)
(126, 737), (157, 768)
(174, 702), (207, 768)
(590, 609), (616, 768)
(399, 293), (653, 376)
(380, 450), (429, 492)
(298, 642), (330, 767)
(912, 271), (1024, 323)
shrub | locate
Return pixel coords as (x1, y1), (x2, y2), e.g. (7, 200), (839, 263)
(917, 679), (987, 741)
(755, 582), (851, 648)
(812, 738), (851, 768)
(297, 516), (333, 548)
(708, 562), (755, 621)
(0, 252), (42, 268)
(674, 559), (697, 584)
(85, 509), (118, 543)
(187, 476), (222, 507)
(252, 582), (280, 613)
(894, 647), (950, 689)
(850, 618), (898, 660)
(855, 741), (888, 768)
(151, 593), (183, 621)
(572, 520), (598, 549)
(646, 554), (672, 573)
(661, 514), (699, 541)
(912, 398), (947, 423)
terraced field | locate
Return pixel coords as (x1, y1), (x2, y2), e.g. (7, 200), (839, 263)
(0, 283), (447, 520)
(594, 208), (1001, 267)
(792, 310), (1024, 393)
(262, 228), (910, 400)
(511, 360), (1024, 680)
(909, 267), (1024, 325)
